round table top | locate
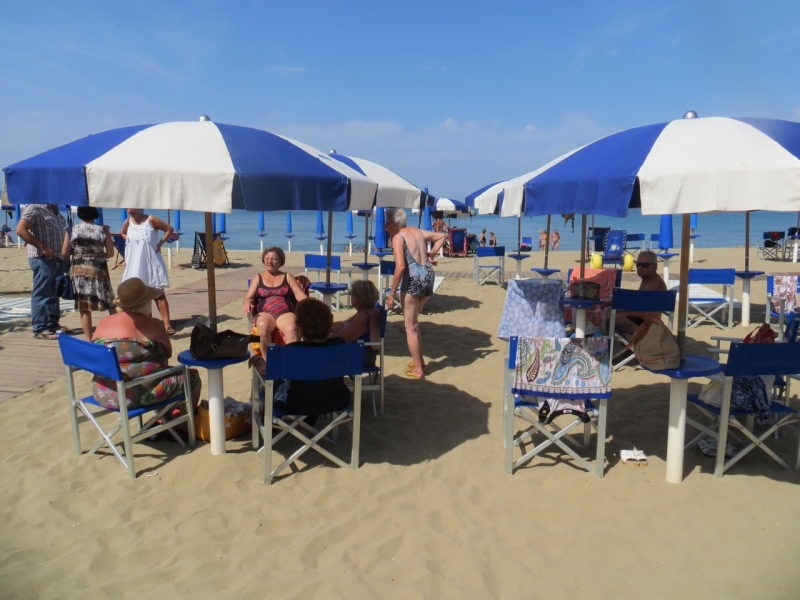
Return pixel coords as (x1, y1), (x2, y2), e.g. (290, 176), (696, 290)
(507, 253), (530, 260)
(531, 267), (560, 275)
(309, 282), (349, 294)
(177, 350), (251, 369)
(657, 252), (679, 260)
(734, 270), (765, 279)
(371, 251), (393, 258)
(560, 297), (605, 308)
(690, 233), (701, 238)
(351, 262), (380, 270)
(642, 353), (721, 379)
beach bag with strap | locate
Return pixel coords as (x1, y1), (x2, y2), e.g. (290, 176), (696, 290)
(627, 318), (680, 370)
(743, 323), (776, 344)
(190, 324), (252, 360)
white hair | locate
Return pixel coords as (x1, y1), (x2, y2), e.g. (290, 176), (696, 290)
(385, 208), (407, 228)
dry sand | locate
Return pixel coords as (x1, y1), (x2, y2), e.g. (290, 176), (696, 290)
(1, 244), (800, 599)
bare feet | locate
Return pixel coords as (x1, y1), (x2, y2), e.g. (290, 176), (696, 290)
(248, 355), (266, 375)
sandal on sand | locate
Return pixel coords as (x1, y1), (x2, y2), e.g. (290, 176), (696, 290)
(403, 366), (424, 379)
(620, 443), (648, 466)
(166, 327), (176, 336)
(697, 438), (736, 458)
(407, 361), (426, 370)
(33, 331), (59, 340)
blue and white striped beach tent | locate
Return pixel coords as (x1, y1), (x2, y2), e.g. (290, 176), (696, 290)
(3, 120), (378, 212)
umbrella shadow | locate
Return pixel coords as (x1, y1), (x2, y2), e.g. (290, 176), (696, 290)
(358, 376), (490, 467)
(422, 294), (482, 313)
(383, 320), (497, 374)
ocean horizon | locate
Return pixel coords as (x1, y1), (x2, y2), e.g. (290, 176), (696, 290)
(65, 208), (800, 255)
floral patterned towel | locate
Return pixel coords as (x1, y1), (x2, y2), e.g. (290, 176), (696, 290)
(497, 280), (566, 341)
(513, 336), (611, 400)
(770, 275), (797, 314)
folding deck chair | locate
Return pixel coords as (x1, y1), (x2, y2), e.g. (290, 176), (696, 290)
(608, 289), (677, 371)
(251, 341), (365, 484)
(110, 233), (126, 270)
(497, 280), (610, 477)
(757, 231), (785, 260)
(191, 232), (230, 269)
(685, 342), (800, 478)
(676, 268), (737, 329)
(445, 227), (467, 257)
(520, 236), (533, 252)
(625, 233), (646, 256)
(378, 260), (401, 311)
(59, 335), (196, 478)
(304, 254), (351, 310)
(474, 246), (505, 286)
(601, 229), (627, 267)
(347, 304), (387, 417)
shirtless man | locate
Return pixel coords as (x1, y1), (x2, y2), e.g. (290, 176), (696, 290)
(615, 250), (667, 335)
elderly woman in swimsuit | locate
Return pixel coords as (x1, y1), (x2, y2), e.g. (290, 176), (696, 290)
(243, 246), (307, 359)
(385, 208), (446, 379)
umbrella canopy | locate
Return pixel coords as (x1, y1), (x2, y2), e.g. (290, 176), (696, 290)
(328, 153), (432, 209)
(4, 121), (378, 212)
(3, 120), (380, 326)
(432, 197), (474, 217)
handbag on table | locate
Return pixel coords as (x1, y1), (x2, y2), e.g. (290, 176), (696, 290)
(189, 324), (253, 360)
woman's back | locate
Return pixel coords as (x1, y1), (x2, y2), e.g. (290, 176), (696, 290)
(399, 227), (429, 266)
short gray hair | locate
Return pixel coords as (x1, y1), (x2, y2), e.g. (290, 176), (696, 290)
(385, 208), (407, 228)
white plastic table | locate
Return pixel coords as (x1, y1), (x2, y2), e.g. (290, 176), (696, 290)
(734, 270), (764, 327)
(507, 253), (530, 279)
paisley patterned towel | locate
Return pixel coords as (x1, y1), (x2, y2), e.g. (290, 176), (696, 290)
(513, 336), (611, 400)
(497, 280), (566, 341)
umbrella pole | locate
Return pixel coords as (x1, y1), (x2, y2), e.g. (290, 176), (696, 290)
(744, 211), (751, 272)
(579, 214), (587, 280)
(326, 211), (333, 285)
(676, 214), (691, 351)
(364, 212), (370, 264)
(166, 210), (172, 269)
(204, 212), (217, 331)
(517, 216), (522, 252)
(544, 215), (552, 269)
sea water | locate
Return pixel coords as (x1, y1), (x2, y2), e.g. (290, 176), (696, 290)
(94, 209), (799, 254)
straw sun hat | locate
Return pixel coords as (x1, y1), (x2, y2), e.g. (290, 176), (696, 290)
(114, 277), (163, 309)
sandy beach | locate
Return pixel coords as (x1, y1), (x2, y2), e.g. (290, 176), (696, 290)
(1, 244), (800, 599)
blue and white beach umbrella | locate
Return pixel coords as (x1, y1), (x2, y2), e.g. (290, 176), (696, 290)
(2, 119), (379, 324)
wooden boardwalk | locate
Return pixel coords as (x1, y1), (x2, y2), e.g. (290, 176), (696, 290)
(0, 263), (636, 403)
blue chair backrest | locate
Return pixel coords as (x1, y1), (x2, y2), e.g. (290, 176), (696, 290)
(611, 289), (676, 313)
(450, 228), (466, 252)
(376, 303), (388, 338)
(603, 230), (626, 260)
(265, 342), (365, 380)
(786, 318), (800, 344)
(305, 254), (341, 270)
(724, 342), (800, 377)
(650, 233), (660, 242)
(379, 260), (395, 276)
(59, 335), (124, 380)
(763, 231), (785, 241)
(626, 233), (645, 243)
(476, 245), (505, 257)
(521, 236), (533, 247)
(687, 268), (735, 286)
(111, 234), (126, 257)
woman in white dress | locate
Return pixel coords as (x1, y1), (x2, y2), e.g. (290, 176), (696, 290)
(121, 208), (175, 334)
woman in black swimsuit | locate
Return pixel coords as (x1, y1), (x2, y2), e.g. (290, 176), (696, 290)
(384, 208), (446, 379)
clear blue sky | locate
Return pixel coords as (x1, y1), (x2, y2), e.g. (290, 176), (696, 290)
(2, 1), (799, 199)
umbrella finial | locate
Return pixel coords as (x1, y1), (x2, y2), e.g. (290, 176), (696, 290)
(682, 110), (698, 119)
(198, 115), (211, 122)
(328, 149), (337, 155)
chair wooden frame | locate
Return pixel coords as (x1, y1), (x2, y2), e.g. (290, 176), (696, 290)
(59, 335), (196, 478)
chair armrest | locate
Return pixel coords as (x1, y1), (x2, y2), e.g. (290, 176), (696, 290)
(126, 364), (188, 388)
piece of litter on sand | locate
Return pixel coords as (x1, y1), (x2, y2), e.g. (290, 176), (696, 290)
(147, 472), (158, 477)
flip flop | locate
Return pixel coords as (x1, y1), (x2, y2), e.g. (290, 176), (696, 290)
(407, 361), (426, 370)
(33, 331), (59, 340)
(403, 366), (424, 379)
(632, 449), (649, 466)
(620, 449), (641, 466)
(697, 438), (736, 458)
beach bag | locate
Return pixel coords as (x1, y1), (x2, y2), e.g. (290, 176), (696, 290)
(627, 318), (680, 370)
(55, 259), (75, 301)
(743, 323), (776, 344)
(190, 324), (252, 360)
(194, 398), (251, 441)
(567, 281), (601, 300)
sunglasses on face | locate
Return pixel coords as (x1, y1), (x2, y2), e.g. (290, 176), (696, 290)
(635, 262), (656, 268)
